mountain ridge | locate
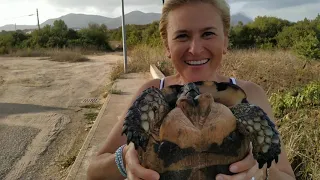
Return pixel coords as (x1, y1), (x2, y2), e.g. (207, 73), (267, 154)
(0, 11), (253, 31)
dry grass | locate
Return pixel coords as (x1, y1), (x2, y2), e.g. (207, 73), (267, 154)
(80, 104), (102, 109)
(5, 48), (49, 57)
(49, 50), (90, 62)
(108, 44), (171, 81)
(127, 44), (167, 72)
(108, 87), (122, 94)
(137, 47), (320, 95)
(109, 44), (320, 180)
(84, 112), (98, 124)
(278, 108), (320, 180)
(109, 62), (125, 81)
(1, 48), (96, 63)
(220, 49), (320, 95)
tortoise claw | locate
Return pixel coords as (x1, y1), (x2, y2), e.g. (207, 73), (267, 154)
(275, 155), (279, 163)
(267, 160), (272, 168)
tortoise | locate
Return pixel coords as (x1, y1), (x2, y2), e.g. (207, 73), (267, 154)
(122, 81), (281, 180)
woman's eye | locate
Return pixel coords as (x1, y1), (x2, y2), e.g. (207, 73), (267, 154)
(203, 32), (215, 37)
(175, 34), (188, 39)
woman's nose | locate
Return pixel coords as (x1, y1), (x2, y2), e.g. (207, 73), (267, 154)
(188, 38), (204, 55)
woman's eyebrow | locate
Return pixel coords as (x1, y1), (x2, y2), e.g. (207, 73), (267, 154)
(174, 26), (217, 34)
(200, 26), (217, 31)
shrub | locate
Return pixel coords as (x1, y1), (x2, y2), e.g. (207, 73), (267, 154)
(293, 31), (320, 60)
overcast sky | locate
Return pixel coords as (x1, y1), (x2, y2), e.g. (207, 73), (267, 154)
(0, 0), (319, 26)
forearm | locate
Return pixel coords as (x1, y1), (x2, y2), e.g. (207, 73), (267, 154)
(87, 153), (124, 180)
(268, 167), (296, 180)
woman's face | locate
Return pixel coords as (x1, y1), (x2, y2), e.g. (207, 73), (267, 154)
(166, 2), (228, 82)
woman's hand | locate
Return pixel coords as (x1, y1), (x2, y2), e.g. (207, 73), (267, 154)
(123, 143), (160, 180)
(215, 145), (265, 180)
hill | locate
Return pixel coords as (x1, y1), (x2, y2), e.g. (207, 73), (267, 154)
(0, 11), (253, 31)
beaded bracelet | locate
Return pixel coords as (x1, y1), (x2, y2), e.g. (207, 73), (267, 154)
(265, 168), (270, 180)
(115, 144), (127, 177)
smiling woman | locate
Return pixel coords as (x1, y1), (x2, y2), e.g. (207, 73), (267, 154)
(160, 1), (229, 83)
(86, 0), (296, 180)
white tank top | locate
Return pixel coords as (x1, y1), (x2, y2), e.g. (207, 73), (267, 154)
(159, 77), (237, 90)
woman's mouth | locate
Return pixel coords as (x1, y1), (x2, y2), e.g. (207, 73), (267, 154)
(184, 59), (210, 66)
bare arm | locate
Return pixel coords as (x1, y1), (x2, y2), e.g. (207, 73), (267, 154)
(244, 82), (296, 179)
(87, 79), (161, 180)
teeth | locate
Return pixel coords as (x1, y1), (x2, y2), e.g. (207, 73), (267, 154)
(186, 59), (209, 65)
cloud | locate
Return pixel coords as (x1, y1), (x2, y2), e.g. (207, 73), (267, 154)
(227, 0), (319, 9)
(1, 0), (319, 26)
(241, 2), (320, 22)
(42, 0), (164, 17)
(45, 0), (319, 19)
(47, 0), (160, 7)
(46, 0), (162, 12)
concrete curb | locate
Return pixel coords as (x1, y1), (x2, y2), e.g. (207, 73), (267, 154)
(150, 64), (165, 79)
(66, 65), (164, 179)
(65, 92), (112, 180)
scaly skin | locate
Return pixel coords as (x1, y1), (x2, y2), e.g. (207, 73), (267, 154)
(122, 87), (171, 150)
(230, 103), (281, 168)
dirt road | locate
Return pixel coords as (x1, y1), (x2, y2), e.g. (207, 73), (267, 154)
(0, 54), (122, 179)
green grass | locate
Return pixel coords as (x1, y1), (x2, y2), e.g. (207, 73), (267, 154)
(84, 112), (98, 124)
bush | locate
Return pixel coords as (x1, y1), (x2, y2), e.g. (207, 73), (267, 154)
(270, 81), (320, 179)
(293, 31), (320, 60)
(270, 81), (320, 117)
(0, 46), (9, 54)
(49, 50), (90, 62)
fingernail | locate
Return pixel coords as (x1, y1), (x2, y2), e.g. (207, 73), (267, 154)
(216, 176), (224, 180)
(230, 166), (237, 172)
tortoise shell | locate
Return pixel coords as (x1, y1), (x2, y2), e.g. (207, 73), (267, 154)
(122, 81), (280, 180)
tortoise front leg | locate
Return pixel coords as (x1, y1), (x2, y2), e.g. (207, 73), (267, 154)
(230, 103), (281, 169)
(122, 87), (171, 151)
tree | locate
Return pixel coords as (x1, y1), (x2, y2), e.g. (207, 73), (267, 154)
(293, 30), (320, 60)
(247, 16), (292, 48)
(276, 18), (318, 49)
(78, 23), (111, 50)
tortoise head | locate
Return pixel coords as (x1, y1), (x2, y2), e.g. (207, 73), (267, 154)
(177, 82), (201, 106)
(176, 83), (215, 124)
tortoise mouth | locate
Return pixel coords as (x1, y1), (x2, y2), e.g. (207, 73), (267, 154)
(177, 82), (201, 106)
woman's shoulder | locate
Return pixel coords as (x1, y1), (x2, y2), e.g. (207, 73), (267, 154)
(133, 78), (163, 95)
(141, 78), (162, 88)
(236, 79), (266, 98)
(236, 79), (274, 118)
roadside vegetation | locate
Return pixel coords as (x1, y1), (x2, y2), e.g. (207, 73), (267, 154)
(1, 14), (319, 179)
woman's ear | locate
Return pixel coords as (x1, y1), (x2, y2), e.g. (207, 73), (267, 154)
(165, 47), (171, 58)
(223, 36), (229, 54)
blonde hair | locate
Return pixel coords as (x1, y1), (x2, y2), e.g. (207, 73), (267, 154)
(159, 0), (230, 47)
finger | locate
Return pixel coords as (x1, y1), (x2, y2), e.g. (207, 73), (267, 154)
(243, 163), (265, 180)
(126, 143), (145, 180)
(125, 143), (140, 180)
(127, 170), (141, 180)
(216, 172), (246, 180)
(125, 143), (160, 180)
(216, 162), (264, 180)
(230, 145), (256, 173)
